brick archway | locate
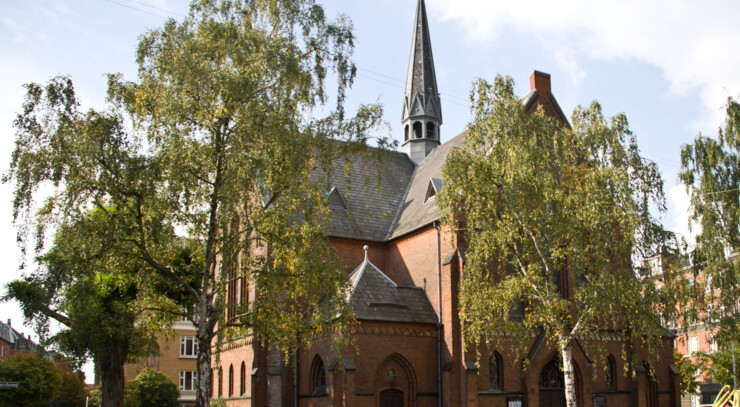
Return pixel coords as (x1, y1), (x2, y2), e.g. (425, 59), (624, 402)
(374, 353), (417, 407)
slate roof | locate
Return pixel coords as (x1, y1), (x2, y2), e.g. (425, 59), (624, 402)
(387, 131), (466, 239)
(325, 148), (415, 242)
(0, 321), (12, 345)
(347, 255), (438, 324)
(0, 320), (43, 353)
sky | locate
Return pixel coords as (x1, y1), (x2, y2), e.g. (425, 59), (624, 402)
(1, 0), (739, 382)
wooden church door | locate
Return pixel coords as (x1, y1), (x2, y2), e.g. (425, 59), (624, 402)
(379, 389), (404, 407)
(539, 360), (566, 407)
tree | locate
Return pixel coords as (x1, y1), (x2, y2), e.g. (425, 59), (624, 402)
(674, 348), (700, 397)
(0, 354), (62, 407)
(696, 341), (739, 387)
(48, 364), (89, 407)
(5, 1), (384, 406)
(4, 210), (174, 407)
(680, 97), (740, 342)
(440, 76), (672, 407)
(123, 368), (179, 407)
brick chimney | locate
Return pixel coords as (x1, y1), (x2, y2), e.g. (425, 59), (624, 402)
(530, 70), (551, 94)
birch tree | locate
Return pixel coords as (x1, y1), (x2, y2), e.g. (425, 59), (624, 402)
(680, 97), (740, 345)
(440, 76), (673, 407)
(5, 1), (384, 406)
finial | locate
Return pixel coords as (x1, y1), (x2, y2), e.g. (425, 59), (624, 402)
(364, 245), (369, 261)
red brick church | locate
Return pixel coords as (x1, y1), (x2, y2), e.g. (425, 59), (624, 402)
(216, 1), (680, 406)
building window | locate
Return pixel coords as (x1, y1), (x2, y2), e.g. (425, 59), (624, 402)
(209, 368), (213, 397)
(310, 355), (326, 395)
(218, 367), (223, 397)
(413, 121), (422, 139)
(180, 303), (194, 321)
(687, 336), (699, 356)
(606, 355), (616, 389)
(426, 122), (435, 139)
(709, 334), (718, 353)
(489, 352), (502, 391)
(228, 364), (234, 397)
(685, 309), (698, 326)
(404, 125), (409, 141)
(240, 362), (246, 395)
(179, 371), (197, 391)
(180, 336), (198, 357)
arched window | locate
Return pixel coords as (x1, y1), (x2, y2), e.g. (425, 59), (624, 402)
(228, 364), (234, 396)
(209, 368), (213, 397)
(645, 362), (658, 407)
(426, 122), (435, 139)
(413, 121), (422, 139)
(489, 352), (503, 390)
(240, 361), (246, 396)
(311, 355), (326, 395)
(539, 360), (564, 389)
(218, 367), (223, 397)
(606, 356), (615, 389)
(405, 125), (409, 141)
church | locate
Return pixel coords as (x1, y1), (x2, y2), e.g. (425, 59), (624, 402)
(215, 1), (681, 406)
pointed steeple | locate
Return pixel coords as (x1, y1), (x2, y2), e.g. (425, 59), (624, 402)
(402, 0), (442, 165)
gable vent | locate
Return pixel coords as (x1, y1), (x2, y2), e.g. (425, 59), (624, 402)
(328, 187), (347, 209)
(425, 178), (443, 202)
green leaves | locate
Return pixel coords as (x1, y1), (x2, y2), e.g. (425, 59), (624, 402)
(441, 75), (671, 370)
(5, 1), (386, 405)
(679, 97), (740, 341)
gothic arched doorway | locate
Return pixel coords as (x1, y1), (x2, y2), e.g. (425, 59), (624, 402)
(374, 353), (417, 407)
(380, 388), (404, 407)
(539, 358), (582, 407)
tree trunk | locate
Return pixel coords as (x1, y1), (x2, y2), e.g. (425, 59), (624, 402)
(100, 341), (128, 407)
(196, 334), (213, 407)
(561, 341), (578, 407)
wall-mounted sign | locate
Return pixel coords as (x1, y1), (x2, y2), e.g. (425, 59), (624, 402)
(507, 396), (523, 407)
(0, 382), (19, 389)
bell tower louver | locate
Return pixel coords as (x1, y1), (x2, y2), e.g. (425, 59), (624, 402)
(402, 0), (442, 165)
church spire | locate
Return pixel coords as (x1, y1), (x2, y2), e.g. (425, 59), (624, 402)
(402, 0), (442, 165)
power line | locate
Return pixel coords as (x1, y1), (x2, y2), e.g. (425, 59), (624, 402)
(102, 0), (178, 19)
(357, 67), (470, 104)
(123, 0), (186, 17)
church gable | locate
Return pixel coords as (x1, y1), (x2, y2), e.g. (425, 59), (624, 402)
(347, 248), (437, 324)
(523, 70), (571, 128)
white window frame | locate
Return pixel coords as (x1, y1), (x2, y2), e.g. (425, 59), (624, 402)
(179, 370), (197, 391)
(709, 334), (718, 353)
(687, 336), (699, 356)
(180, 336), (198, 358)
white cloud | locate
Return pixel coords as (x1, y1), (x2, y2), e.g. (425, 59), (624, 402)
(666, 184), (696, 244)
(429, 0), (740, 133)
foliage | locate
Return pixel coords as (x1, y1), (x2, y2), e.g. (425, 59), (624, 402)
(696, 341), (740, 387)
(680, 96), (740, 341)
(440, 75), (672, 406)
(2, 209), (191, 407)
(674, 349), (700, 397)
(123, 368), (179, 407)
(0, 354), (62, 407)
(47, 364), (89, 407)
(5, 1), (386, 406)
